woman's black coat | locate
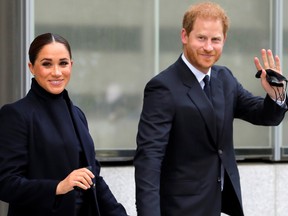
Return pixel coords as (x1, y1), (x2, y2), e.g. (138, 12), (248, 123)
(0, 79), (127, 216)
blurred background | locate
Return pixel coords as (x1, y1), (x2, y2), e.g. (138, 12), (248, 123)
(1, 0), (288, 215)
(1, 0), (288, 161)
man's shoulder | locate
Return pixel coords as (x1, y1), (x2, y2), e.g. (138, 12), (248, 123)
(211, 65), (235, 79)
(211, 65), (231, 72)
(153, 57), (188, 80)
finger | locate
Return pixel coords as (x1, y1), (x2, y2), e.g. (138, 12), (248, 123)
(77, 173), (93, 185)
(84, 167), (95, 179)
(73, 180), (89, 190)
(254, 57), (263, 71)
(82, 172), (94, 185)
(78, 167), (95, 178)
(267, 49), (275, 69)
(274, 55), (282, 73)
(261, 49), (270, 69)
(75, 175), (92, 189)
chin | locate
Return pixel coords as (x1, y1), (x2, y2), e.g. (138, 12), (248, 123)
(49, 88), (65, 95)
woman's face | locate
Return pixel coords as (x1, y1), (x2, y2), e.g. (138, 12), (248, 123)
(28, 42), (73, 94)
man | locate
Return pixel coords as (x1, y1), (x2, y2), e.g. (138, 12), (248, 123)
(134, 2), (287, 216)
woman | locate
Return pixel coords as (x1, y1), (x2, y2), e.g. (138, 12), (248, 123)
(0, 33), (128, 216)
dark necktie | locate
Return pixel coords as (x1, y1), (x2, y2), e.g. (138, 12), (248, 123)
(203, 75), (211, 101)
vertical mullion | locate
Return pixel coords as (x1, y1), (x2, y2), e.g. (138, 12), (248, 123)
(272, 0), (283, 161)
(154, 0), (160, 76)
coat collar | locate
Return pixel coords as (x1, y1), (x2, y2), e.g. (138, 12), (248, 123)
(30, 78), (96, 168)
(30, 78), (67, 100)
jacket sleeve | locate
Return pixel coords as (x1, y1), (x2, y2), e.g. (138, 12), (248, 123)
(217, 66), (287, 125)
(134, 78), (175, 216)
(0, 104), (59, 209)
(234, 80), (288, 125)
(94, 160), (128, 216)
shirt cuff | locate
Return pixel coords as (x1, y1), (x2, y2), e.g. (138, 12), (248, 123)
(274, 95), (286, 107)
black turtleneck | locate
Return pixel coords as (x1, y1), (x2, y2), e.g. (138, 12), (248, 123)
(31, 78), (86, 166)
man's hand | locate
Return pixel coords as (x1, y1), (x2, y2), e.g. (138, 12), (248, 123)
(254, 49), (285, 101)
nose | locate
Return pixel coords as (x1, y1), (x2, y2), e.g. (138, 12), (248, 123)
(52, 65), (61, 76)
(203, 41), (213, 51)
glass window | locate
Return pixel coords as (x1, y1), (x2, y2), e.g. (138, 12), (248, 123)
(282, 0), (288, 156)
(35, 0), (155, 159)
(158, 0), (272, 155)
(35, 0), (276, 160)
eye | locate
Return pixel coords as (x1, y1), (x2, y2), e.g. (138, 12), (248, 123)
(42, 62), (52, 67)
(212, 38), (222, 43)
(60, 61), (69, 66)
(198, 36), (205, 41)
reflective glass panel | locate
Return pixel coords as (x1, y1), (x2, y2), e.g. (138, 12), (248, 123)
(159, 0), (272, 151)
(35, 0), (274, 160)
(282, 0), (288, 149)
(35, 0), (155, 155)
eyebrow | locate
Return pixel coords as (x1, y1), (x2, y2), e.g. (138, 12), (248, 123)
(40, 58), (69, 62)
(40, 58), (52, 62)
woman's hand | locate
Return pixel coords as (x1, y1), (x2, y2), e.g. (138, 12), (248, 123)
(254, 49), (284, 101)
(56, 167), (95, 195)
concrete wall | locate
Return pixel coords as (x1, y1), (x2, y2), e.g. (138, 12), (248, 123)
(101, 163), (288, 216)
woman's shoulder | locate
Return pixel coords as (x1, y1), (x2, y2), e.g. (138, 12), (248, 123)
(0, 97), (33, 124)
(1, 96), (29, 112)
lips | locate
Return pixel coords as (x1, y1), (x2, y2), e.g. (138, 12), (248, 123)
(200, 53), (214, 58)
(49, 80), (63, 86)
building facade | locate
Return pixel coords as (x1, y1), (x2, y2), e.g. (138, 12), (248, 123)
(0, 0), (288, 215)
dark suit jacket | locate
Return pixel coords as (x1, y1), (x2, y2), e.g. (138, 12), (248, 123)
(134, 56), (287, 216)
(0, 79), (127, 216)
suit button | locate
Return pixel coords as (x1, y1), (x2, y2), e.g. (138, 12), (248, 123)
(218, 149), (223, 155)
(217, 177), (221, 182)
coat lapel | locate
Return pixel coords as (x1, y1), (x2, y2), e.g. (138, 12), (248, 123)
(67, 99), (95, 167)
(177, 60), (217, 145)
(177, 57), (225, 147)
(187, 84), (218, 145)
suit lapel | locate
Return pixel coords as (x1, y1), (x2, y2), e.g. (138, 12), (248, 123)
(177, 58), (217, 145)
(177, 57), (225, 147)
(187, 84), (218, 145)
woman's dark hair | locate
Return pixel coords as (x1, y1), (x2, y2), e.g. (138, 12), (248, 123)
(28, 33), (72, 65)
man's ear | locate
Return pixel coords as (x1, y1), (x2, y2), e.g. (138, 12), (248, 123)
(181, 28), (189, 45)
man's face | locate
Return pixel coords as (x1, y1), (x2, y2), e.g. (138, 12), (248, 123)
(181, 17), (226, 73)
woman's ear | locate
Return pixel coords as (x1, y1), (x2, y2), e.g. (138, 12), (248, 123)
(28, 62), (35, 76)
(28, 62), (34, 76)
